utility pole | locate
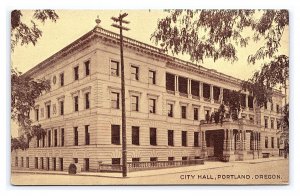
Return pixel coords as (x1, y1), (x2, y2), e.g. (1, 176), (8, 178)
(111, 13), (130, 178)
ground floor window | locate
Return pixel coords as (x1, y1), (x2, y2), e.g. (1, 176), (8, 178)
(35, 157), (38, 169)
(53, 158), (56, 171)
(73, 158), (78, 163)
(15, 157), (18, 167)
(112, 158), (121, 165)
(21, 157), (24, 167)
(60, 158), (63, 171)
(84, 158), (89, 172)
(26, 157), (29, 168)
(46, 157), (50, 170)
(40, 157), (44, 169)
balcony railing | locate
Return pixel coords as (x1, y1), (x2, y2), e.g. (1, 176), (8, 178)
(179, 92), (188, 97)
(98, 159), (204, 172)
(166, 90), (175, 95)
(192, 95), (200, 100)
(203, 97), (211, 102)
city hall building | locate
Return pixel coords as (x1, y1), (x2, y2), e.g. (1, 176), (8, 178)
(11, 22), (284, 172)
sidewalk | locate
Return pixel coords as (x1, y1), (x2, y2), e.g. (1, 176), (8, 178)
(12, 157), (287, 178)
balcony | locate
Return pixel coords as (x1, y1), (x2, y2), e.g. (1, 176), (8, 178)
(179, 92), (188, 98)
(166, 90), (175, 95)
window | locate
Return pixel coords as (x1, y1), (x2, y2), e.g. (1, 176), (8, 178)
(271, 119), (274, 129)
(264, 118), (268, 128)
(85, 92), (90, 109)
(85, 125), (90, 145)
(112, 158), (121, 165)
(248, 96), (254, 109)
(15, 157), (18, 167)
(277, 138), (280, 148)
(111, 60), (119, 76)
(265, 137), (269, 148)
(182, 157), (188, 161)
(35, 157), (38, 169)
(271, 137), (274, 148)
(181, 106), (187, 119)
(111, 125), (120, 145)
(132, 158), (140, 162)
(203, 83), (210, 99)
(194, 132), (199, 147)
(182, 131), (187, 146)
(241, 94), (246, 107)
(149, 98), (156, 114)
(168, 157), (174, 161)
(60, 73), (64, 86)
(168, 130), (174, 146)
(271, 102), (274, 111)
(46, 104), (51, 118)
(85, 60), (90, 76)
(178, 76), (188, 95)
(132, 126), (140, 145)
(54, 129), (57, 147)
(53, 158), (56, 171)
(60, 100), (64, 115)
(40, 157), (43, 169)
(167, 103), (173, 117)
(191, 80), (200, 97)
(26, 157), (29, 168)
(264, 102), (268, 110)
(166, 73), (175, 92)
(46, 157), (50, 170)
(21, 157), (24, 167)
(42, 134), (45, 147)
(150, 128), (157, 146)
(150, 157), (157, 162)
(73, 158), (78, 163)
(131, 65), (139, 80)
(131, 95), (139, 111)
(61, 128), (64, 146)
(60, 158), (63, 171)
(35, 108), (39, 121)
(149, 70), (156, 84)
(276, 104), (280, 113)
(74, 66), (79, 80)
(213, 86), (220, 101)
(48, 130), (51, 147)
(74, 96), (79, 112)
(84, 158), (89, 171)
(277, 120), (281, 130)
(74, 127), (78, 146)
(194, 107), (199, 120)
(111, 92), (120, 109)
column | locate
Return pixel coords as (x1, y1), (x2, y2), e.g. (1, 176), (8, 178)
(243, 131), (246, 150)
(200, 82), (203, 98)
(188, 79), (191, 95)
(223, 129), (227, 151)
(220, 87), (224, 103)
(246, 94), (249, 110)
(175, 75), (179, 92)
(210, 84), (213, 103)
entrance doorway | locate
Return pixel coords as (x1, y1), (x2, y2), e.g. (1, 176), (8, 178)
(205, 130), (224, 160)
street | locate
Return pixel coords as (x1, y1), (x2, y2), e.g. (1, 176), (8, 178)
(11, 159), (288, 185)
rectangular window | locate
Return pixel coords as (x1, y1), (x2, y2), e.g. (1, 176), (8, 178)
(149, 98), (156, 114)
(84, 158), (89, 171)
(42, 134), (45, 147)
(182, 156), (188, 161)
(167, 103), (173, 117)
(53, 158), (56, 171)
(15, 157), (18, 167)
(182, 131), (187, 146)
(191, 80), (200, 97)
(46, 157), (50, 170)
(85, 125), (90, 145)
(264, 118), (268, 128)
(194, 107), (199, 120)
(131, 65), (139, 80)
(181, 106), (187, 119)
(150, 157), (157, 162)
(277, 138), (280, 148)
(85, 60), (90, 76)
(166, 73), (175, 92)
(168, 130), (174, 146)
(46, 104), (51, 118)
(60, 73), (64, 86)
(61, 128), (64, 147)
(60, 100), (64, 115)
(271, 103), (274, 111)
(112, 158), (121, 165)
(265, 137), (269, 148)
(26, 157), (29, 168)
(149, 70), (156, 84)
(276, 104), (280, 113)
(35, 108), (39, 121)
(132, 126), (140, 145)
(264, 102), (268, 110)
(74, 96), (79, 112)
(194, 132), (199, 147)
(74, 158), (78, 163)
(131, 95), (139, 111)
(248, 96), (254, 109)
(35, 157), (38, 169)
(202, 83), (210, 99)
(54, 129), (57, 147)
(74, 127), (78, 146)
(21, 157), (24, 167)
(150, 128), (157, 146)
(271, 119), (274, 129)
(48, 130), (51, 147)
(277, 120), (281, 130)
(111, 60), (119, 76)
(60, 158), (63, 171)
(74, 66), (79, 80)
(111, 92), (120, 109)
(168, 157), (174, 161)
(85, 92), (90, 109)
(111, 125), (120, 145)
(40, 157), (44, 169)
(178, 76), (188, 95)
(271, 137), (274, 148)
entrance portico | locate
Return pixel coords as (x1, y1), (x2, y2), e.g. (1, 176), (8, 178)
(200, 119), (261, 161)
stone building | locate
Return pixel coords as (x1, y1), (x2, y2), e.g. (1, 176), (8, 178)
(11, 22), (284, 172)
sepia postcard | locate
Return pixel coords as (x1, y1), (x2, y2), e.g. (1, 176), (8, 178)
(10, 10), (289, 185)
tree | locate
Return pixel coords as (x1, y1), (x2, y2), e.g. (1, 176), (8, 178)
(11, 10), (58, 150)
(223, 90), (243, 120)
(11, 10), (59, 51)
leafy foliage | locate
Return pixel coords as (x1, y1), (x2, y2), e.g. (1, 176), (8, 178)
(11, 10), (59, 51)
(11, 135), (28, 151)
(223, 90), (243, 120)
(152, 10), (288, 64)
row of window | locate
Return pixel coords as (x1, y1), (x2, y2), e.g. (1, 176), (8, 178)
(264, 137), (281, 149)
(111, 156), (202, 165)
(264, 102), (281, 113)
(264, 117), (281, 129)
(111, 125), (200, 147)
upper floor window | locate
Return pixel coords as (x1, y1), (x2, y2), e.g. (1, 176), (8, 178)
(271, 119), (274, 129)
(131, 95), (139, 111)
(264, 102), (268, 110)
(85, 60), (90, 76)
(46, 104), (51, 119)
(191, 80), (200, 97)
(131, 65), (139, 80)
(264, 117), (268, 128)
(110, 60), (119, 77)
(74, 127), (78, 146)
(202, 83), (210, 100)
(74, 96), (79, 112)
(54, 129), (58, 147)
(181, 105), (187, 119)
(60, 100), (64, 115)
(149, 70), (156, 84)
(111, 92), (120, 109)
(265, 136), (268, 148)
(74, 66), (79, 80)
(60, 73), (64, 86)
(166, 73), (175, 92)
(149, 98), (156, 114)
(271, 102), (274, 111)
(61, 128), (64, 146)
(85, 92), (90, 109)
(248, 95), (254, 109)
(276, 104), (280, 113)
(167, 103), (173, 117)
(193, 107), (199, 120)
(35, 108), (39, 121)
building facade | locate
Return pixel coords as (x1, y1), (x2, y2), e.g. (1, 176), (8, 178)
(11, 24), (284, 172)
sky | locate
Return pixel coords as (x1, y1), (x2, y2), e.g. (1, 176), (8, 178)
(11, 10), (289, 81)
(10, 10), (289, 137)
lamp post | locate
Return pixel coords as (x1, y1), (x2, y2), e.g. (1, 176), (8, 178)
(111, 13), (130, 178)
